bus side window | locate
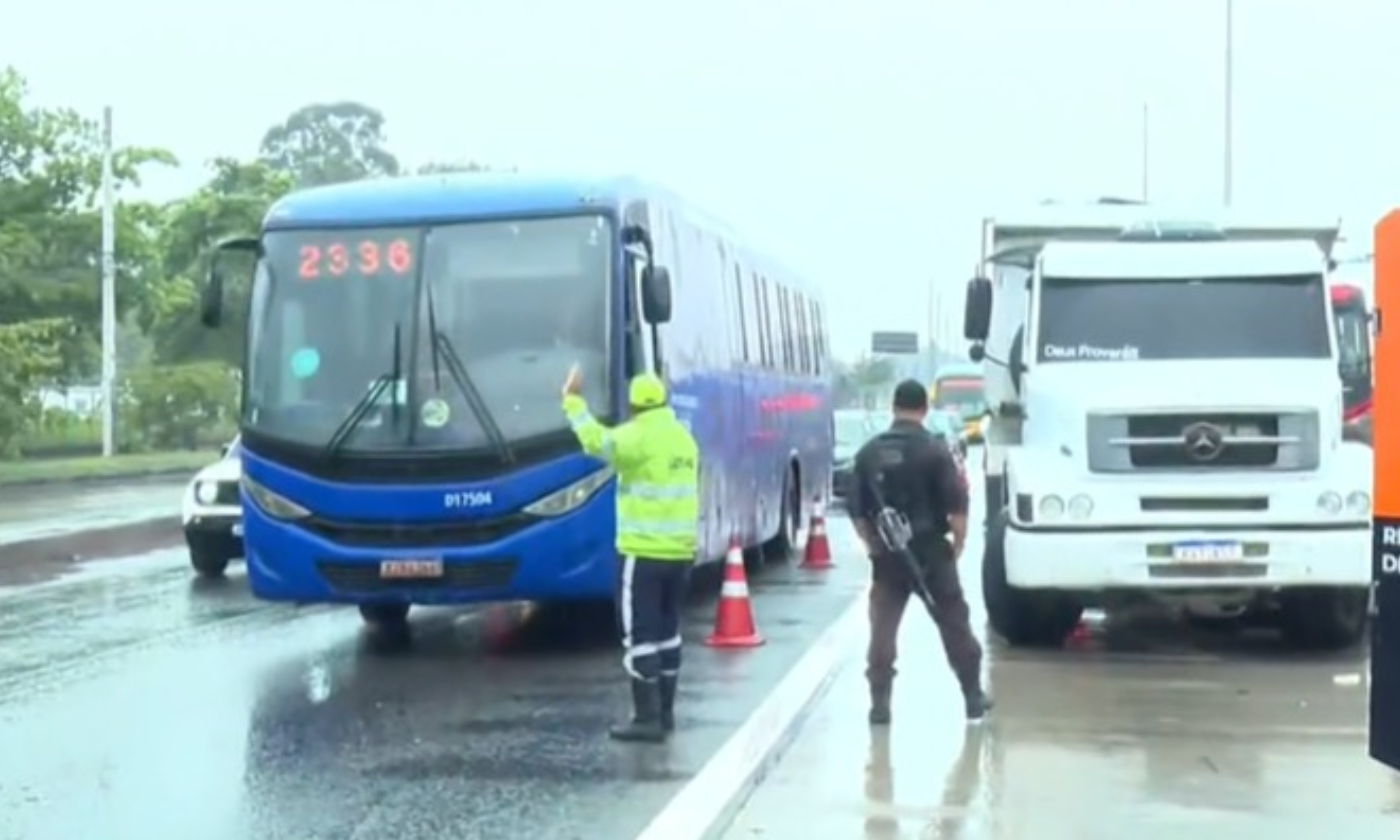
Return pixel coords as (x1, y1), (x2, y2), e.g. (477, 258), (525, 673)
(624, 248), (649, 377)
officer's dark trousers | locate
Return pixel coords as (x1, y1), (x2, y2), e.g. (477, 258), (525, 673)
(616, 555), (690, 682)
(867, 536), (982, 696)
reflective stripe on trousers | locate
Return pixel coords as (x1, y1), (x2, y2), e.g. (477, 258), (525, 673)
(618, 555), (687, 682)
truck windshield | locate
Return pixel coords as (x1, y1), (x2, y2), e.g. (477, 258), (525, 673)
(1036, 274), (1330, 363)
(243, 214), (612, 452)
(933, 380), (985, 419)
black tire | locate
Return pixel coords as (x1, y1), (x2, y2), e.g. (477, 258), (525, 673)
(359, 603), (412, 628)
(1278, 587), (1368, 650)
(762, 465), (800, 563)
(982, 511), (1084, 647)
(189, 546), (231, 579)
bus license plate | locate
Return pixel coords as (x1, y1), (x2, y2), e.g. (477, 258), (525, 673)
(1172, 541), (1243, 562)
(379, 559), (444, 579)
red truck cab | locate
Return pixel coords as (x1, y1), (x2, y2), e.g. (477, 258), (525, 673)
(1331, 282), (1373, 443)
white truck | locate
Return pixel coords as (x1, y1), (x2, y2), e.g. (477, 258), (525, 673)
(962, 201), (1373, 649)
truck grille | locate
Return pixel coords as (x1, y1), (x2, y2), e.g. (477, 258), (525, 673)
(1086, 411), (1319, 473)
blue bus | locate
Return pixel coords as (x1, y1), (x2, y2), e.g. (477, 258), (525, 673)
(199, 172), (833, 626)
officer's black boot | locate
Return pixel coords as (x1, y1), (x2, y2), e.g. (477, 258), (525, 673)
(868, 680), (893, 725)
(609, 679), (666, 743)
(659, 674), (678, 732)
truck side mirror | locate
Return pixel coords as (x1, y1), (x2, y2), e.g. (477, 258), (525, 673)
(963, 276), (992, 341)
(968, 343), (986, 363)
(641, 265), (673, 324)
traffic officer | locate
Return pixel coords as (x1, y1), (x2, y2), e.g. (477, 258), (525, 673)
(849, 379), (991, 725)
(561, 364), (699, 743)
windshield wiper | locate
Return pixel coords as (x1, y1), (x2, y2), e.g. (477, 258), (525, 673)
(424, 284), (514, 464)
(324, 322), (404, 457)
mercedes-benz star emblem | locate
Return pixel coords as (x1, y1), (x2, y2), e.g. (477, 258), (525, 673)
(1181, 422), (1225, 462)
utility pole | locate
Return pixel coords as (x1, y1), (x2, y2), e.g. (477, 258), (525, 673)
(100, 106), (116, 458)
(1140, 102), (1151, 202)
(1223, 0), (1235, 206)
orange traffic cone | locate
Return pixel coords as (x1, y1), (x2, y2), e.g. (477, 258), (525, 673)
(705, 539), (765, 648)
(801, 500), (834, 570)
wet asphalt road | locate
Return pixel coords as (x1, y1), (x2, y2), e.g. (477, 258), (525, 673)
(0, 477), (186, 546)
(0, 525), (867, 840)
(727, 481), (1397, 838)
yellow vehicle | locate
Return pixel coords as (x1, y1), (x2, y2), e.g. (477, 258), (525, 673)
(930, 365), (987, 442)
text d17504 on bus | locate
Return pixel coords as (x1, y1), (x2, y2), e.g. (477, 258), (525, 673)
(199, 173), (833, 628)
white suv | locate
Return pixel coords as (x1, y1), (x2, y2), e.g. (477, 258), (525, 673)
(181, 436), (244, 577)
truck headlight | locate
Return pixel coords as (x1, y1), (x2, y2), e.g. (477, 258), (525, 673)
(1067, 494), (1094, 520)
(241, 475), (311, 521)
(523, 467), (613, 517)
(1346, 491), (1371, 517)
(1316, 491), (1343, 516)
(194, 481), (218, 505)
(1037, 495), (1065, 520)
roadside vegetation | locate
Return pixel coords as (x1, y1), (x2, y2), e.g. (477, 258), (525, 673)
(0, 66), (493, 486)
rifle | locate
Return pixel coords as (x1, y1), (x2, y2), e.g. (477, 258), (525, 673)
(859, 464), (940, 613)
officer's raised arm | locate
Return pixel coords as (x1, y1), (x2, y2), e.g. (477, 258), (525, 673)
(926, 437), (969, 559)
(560, 363), (642, 469)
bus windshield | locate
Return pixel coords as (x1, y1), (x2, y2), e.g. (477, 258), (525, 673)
(243, 214), (612, 452)
(933, 380), (985, 420)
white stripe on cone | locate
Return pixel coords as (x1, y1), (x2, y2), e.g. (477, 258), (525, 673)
(721, 581), (750, 598)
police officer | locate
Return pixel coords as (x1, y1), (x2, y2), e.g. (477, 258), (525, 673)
(850, 379), (990, 725)
(562, 364), (699, 743)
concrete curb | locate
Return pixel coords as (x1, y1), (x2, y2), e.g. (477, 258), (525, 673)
(634, 591), (866, 840)
(0, 517), (184, 587)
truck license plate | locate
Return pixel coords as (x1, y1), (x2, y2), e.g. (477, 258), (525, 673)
(1172, 541), (1243, 562)
(379, 559), (444, 579)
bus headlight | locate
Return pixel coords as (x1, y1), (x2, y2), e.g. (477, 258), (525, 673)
(241, 475), (311, 521)
(1067, 494), (1094, 520)
(1316, 491), (1343, 516)
(524, 467), (614, 517)
(1037, 495), (1065, 520)
(1346, 491), (1371, 517)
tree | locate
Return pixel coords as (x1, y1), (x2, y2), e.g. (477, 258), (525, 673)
(0, 66), (176, 381)
(152, 157), (294, 366)
(259, 102), (400, 188)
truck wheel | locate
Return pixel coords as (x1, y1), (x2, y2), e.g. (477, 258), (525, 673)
(1278, 587), (1368, 650)
(359, 603), (411, 628)
(189, 545), (231, 579)
(982, 511), (1084, 647)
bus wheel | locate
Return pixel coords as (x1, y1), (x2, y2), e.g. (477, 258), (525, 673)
(763, 467), (800, 563)
(359, 603), (411, 628)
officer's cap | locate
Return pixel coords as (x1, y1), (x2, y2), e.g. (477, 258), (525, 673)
(629, 373), (668, 408)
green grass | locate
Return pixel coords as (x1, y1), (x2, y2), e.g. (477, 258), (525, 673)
(0, 450), (219, 487)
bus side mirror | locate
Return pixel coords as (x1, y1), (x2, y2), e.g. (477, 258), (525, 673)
(964, 276), (992, 341)
(201, 264), (225, 328)
(642, 265), (673, 324)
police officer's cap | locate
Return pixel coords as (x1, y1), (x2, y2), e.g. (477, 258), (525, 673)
(629, 373), (668, 408)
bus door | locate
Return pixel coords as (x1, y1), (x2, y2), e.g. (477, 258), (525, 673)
(1370, 213), (1400, 773)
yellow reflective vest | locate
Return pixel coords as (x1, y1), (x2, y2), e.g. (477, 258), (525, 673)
(563, 395), (699, 561)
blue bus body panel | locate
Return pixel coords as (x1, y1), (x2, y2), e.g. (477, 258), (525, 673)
(242, 172), (832, 606)
(243, 450), (618, 604)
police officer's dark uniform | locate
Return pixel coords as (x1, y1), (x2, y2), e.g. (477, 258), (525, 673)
(850, 379), (990, 724)
(562, 366), (699, 743)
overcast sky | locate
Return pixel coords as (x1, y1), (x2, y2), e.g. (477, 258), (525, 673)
(4, 0), (1395, 358)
